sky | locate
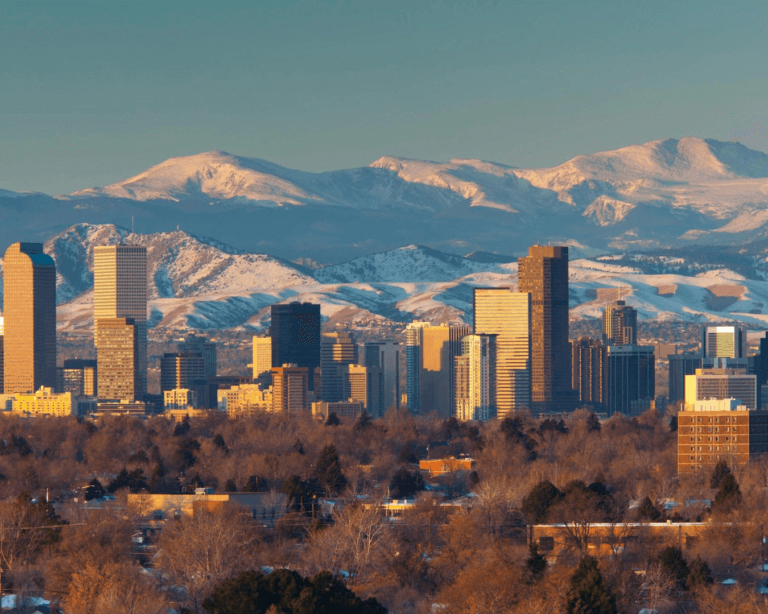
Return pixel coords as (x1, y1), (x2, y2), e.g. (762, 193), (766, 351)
(1, 0), (767, 194)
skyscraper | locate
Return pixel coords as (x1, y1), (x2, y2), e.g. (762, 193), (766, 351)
(454, 334), (496, 421)
(252, 336), (272, 381)
(3, 243), (57, 394)
(0, 317), (4, 394)
(271, 365), (309, 413)
(57, 359), (97, 397)
(178, 335), (217, 379)
(93, 245), (147, 399)
(364, 341), (400, 412)
(160, 353), (207, 392)
(270, 303), (321, 390)
(605, 345), (655, 416)
(320, 332), (358, 402)
(96, 318), (139, 401)
(473, 288), (531, 418)
(603, 300), (637, 346)
(571, 337), (607, 411)
(702, 325), (744, 359)
(518, 245), (571, 412)
(405, 321), (431, 413)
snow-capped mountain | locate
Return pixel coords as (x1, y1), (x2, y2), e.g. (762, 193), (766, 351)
(3, 224), (768, 332)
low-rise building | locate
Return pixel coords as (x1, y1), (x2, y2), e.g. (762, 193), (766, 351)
(311, 400), (364, 421)
(11, 387), (81, 417)
(164, 388), (198, 410)
(217, 384), (273, 417)
(419, 457), (476, 477)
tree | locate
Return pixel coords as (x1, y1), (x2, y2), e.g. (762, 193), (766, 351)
(687, 556), (714, 589)
(713, 473), (742, 513)
(354, 411), (372, 431)
(157, 507), (261, 613)
(312, 445), (347, 496)
(637, 496), (662, 521)
(84, 478), (105, 501)
(587, 412), (602, 432)
(201, 569), (387, 614)
(521, 480), (562, 523)
(565, 556), (617, 614)
(657, 546), (689, 590)
(325, 412), (341, 427)
(525, 543), (548, 583)
(389, 467), (425, 499)
(0, 493), (65, 572)
(710, 459), (731, 489)
(243, 475), (267, 492)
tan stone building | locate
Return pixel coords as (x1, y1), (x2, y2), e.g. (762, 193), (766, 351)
(272, 365), (308, 413)
(11, 387), (78, 417)
(94, 245), (147, 398)
(3, 243), (57, 394)
(96, 318), (139, 401)
(678, 398), (768, 474)
(251, 336), (272, 381)
(217, 383), (274, 417)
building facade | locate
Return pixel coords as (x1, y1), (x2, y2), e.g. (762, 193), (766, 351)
(252, 336), (273, 382)
(603, 300), (637, 346)
(178, 336), (217, 379)
(164, 388), (198, 410)
(3, 243), (57, 394)
(668, 353), (703, 408)
(271, 365), (309, 413)
(473, 288), (531, 418)
(270, 302), (321, 391)
(606, 345), (655, 416)
(685, 368), (756, 410)
(56, 359), (97, 398)
(702, 325), (744, 359)
(454, 334), (496, 421)
(11, 387), (78, 417)
(96, 318), (139, 401)
(517, 245), (572, 412)
(571, 337), (607, 411)
(364, 341), (400, 412)
(93, 245), (148, 399)
(160, 353), (208, 408)
(217, 384), (274, 417)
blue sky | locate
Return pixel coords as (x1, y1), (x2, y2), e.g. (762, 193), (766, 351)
(1, 0), (767, 194)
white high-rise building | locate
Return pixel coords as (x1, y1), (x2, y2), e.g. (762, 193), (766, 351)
(94, 245), (148, 399)
(703, 325), (744, 359)
(455, 334), (496, 421)
(473, 288), (531, 418)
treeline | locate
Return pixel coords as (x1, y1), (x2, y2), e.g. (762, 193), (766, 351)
(0, 409), (767, 612)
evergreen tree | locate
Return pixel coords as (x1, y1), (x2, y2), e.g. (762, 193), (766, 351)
(325, 412), (341, 427)
(669, 415), (678, 432)
(389, 467), (425, 499)
(586, 412), (602, 432)
(565, 555), (617, 614)
(525, 543), (548, 583)
(637, 496), (662, 521)
(521, 480), (562, 523)
(312, 445), (347, 496)
(713, 473), (742, 513)
(354, 411), (372, 431)
(687, 556), (714, 589)
(710, 459), (731, 489)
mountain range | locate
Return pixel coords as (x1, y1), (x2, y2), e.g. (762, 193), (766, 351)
(4, 137), (768, 263)
(0, 223), (766, 332)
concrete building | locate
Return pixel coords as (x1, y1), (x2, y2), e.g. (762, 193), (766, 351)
(270, 303), (321, 391)
(473, 288), (531, 418)
(161, 352), (207, 391)
(3, 243), (57, 394)
(311, 400), (365, 422)
(702, 325), (744, 359)
(454, 334), (496, 421)
(602, 300), (637, 346)
(271, 365), (309, 413)
(606, 345), (655, 416)
(11, 387), (79, 417)
(320, 332), (358, 402)
(678, 398), (768, 474)
(364, 341), (400, 412)
(405, 321), (431, 414)
(0, 317), (4, 393)
(685, 368), (756, 410)
(164, 388), (198, 410)
(251, 336), (272, 382)
(344, 364), (384, 418)
(571, 337), (607, 411)
(217, 384), (274, 417)
(96, 318), (139, 401)
(56, 359), (97, 398)
(518, 245), (572, 413)
(178, 335), (217, 379)
(94, 245), (147, 398)
(94, 400), (148, 417)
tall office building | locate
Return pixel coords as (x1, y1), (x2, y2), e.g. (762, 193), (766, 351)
(571, 337), (607, 411)
(0, 317), (4, 394)
(454, 334), (496, 421)
(518, 245), (572, 412)
(272, 365), (309, 413)
(668, 353), (703, 408)
(3, 243), (57, 394)
(605, 345), (655, 416)
(685, 368), (756, 410)
(405, 321), (431, 413)
(270, 303), (321, 391)
(473, 288), (531, 418)
(96, 319), (139, 400)
(178, 335), (217, 379)
(364, 341), (400, 412)
(56, 359), (97, 397)
(252, 336), (272, 381)
(160, 353), (207, 396)
(603, 300), (637, 346)
(344, 364), (384, 417)
(94, 245), (147, 399)
(702, 325), (744, 359)
(320, 332), (358, 403)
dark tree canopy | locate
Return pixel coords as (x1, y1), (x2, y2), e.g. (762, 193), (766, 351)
(637, 496), (662, 522)
(202, 569), (387, 614)
(389, 467), (425, 499)
(565, 556), (617, 614)
(325, 412), (341, 427)
(525, 543), (548, 583)
(713, 473), (742, 513)
(710, 459), (731, 489)
(522, 480), (562, 523)
(313, 445), (347, 496)
(687, 555), (714, 589)
(586, 412), (602, 432)
(657, 546), (689, 589)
